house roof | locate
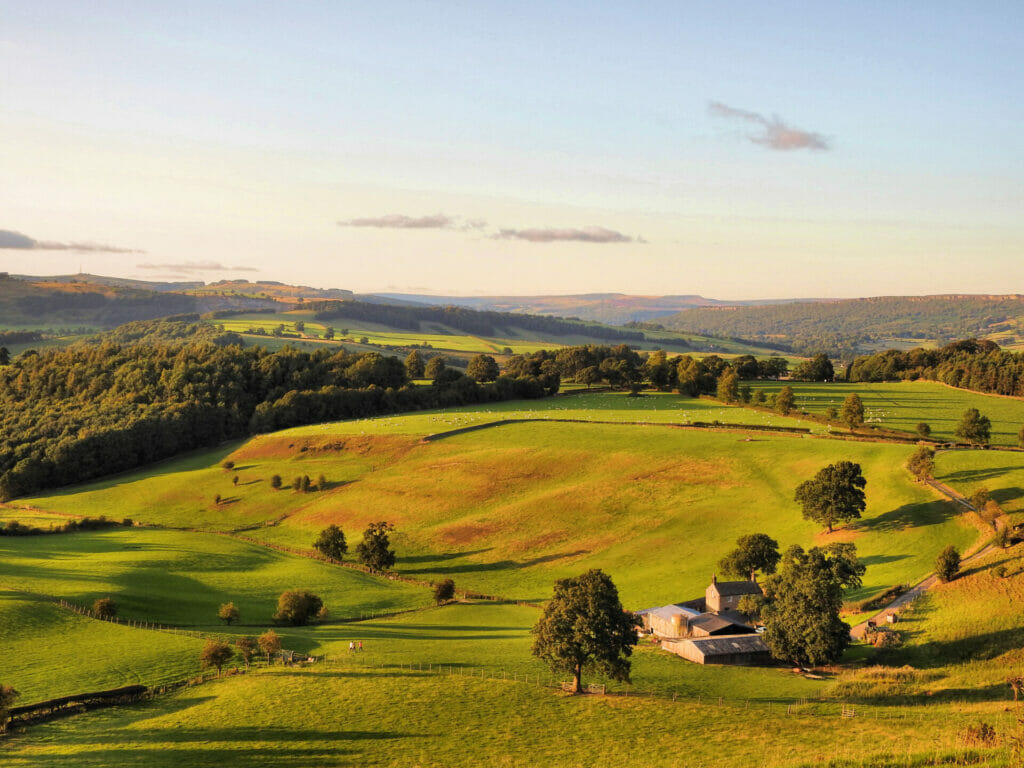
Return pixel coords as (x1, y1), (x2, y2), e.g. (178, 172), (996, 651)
(686, 635), (770, 657)
(710, 580), (763, 597)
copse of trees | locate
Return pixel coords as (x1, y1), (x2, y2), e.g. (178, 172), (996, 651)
(791, 353), (834, 382)
(0, 339), (558, 501)
(847, 338), (1024, 398)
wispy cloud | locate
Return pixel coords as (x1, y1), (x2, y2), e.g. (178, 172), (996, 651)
(338, 213), (486, 231)
(137, 261), (258, 273)
(0, 228), (143, 253)
(494, 226), (639, 244)
(709, 101), (830, 151)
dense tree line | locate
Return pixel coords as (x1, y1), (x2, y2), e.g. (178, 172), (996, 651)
(308, 299), (645, 342)
(0, 341), (555, 500)
(663, 295), (1024, 357)
(846, 338), (1024, 397)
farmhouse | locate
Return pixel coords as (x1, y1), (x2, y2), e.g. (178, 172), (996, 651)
(637, 574), (771, 665)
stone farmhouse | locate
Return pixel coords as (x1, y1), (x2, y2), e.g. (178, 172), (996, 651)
(637, 574), (772, 665)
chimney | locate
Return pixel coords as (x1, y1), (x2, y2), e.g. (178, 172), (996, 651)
(711, 574), (717, 586)
(750, 569), (757, 584)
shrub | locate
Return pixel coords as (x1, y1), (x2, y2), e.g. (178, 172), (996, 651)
(221, 460), (235, 471)
(270, 474), (282, 490)
(916, 422), (931, 438)
(92, 597), (117, 619)
(433, 578), (456, 605)
(960, 721), (998, 747)
(993, 565), (1009, 579)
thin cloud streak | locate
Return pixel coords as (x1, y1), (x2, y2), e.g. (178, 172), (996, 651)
(0, 228), (142, 253)
(709, 101), (830, 151)
(338, 213), (486, 231)
(494, 226), (639, 244)
(137, 261), (258, 273)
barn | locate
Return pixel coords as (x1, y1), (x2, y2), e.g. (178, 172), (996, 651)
(663, 635), (771, 666)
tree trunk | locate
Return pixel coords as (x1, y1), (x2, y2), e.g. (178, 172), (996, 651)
(572, 663), (582, 694)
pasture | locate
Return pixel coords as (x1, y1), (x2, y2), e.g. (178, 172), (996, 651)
(746, 380), (1024, 446)
(21, 393), (978, 607)
(0, 592), (203, 702)
(0, 529), (428, 626)
(0, 662), (1007, 768)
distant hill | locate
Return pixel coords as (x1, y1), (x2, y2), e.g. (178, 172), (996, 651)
(373, 293), (819, 325)
(661, 294), (1024, 358)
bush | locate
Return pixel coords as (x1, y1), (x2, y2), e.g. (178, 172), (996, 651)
(993, 565), (1009, 579)
(916, 422), (931, 438)
(222, 460), (235, 471)
(960, 721), (998, 747)
(935, 545), (961, 582)
(433, 578), (456, 605)
(273, 590), (323, 626)
(270, 474), (282, 490)
(92, 597), (117, 619)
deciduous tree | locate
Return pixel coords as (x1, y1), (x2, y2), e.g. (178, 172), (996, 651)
(200, 639), (234, 675)
(0, 683), (19, 727)
(531, 569), (639, 693)
(906, 446), (935, 481)
(717, 533), (781, 578)
(716, 370), (739, 404)
(761, 544), (863, 666)
(916, 422), (931, 438)
(218, 602), (240, 625)
(313, 524), (348, 561)
(258, 629), (281, 663)
(356, 521), (396, 571)
(840, 393), (865, 429)
(935, 545), (961, 582)
(466, 354), (500, 382)
(236, 636), (257, 666)
(795, 461), (867, 533)
(955, 408), (991, 445)
(775, 385), (796, 416)
(405, 350), (425, 379)
(273, 590), (324, 626)
(425, 356), (446, 380)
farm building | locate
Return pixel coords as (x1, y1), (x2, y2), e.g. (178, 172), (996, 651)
(662, 635), (771, 666)
(636, 574), (770, 665)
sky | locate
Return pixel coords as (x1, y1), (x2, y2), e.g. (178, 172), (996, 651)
(1, 1), (1022, 299)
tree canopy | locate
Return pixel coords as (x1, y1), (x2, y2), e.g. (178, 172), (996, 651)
(794, 461), (867, 533)
(466, 354), (500, 382)
(935, 545), (961, 583)
(273, 590), (324, 626)
(761, 544), (864, 666)
(840, 393), (864, 429)
(200, 640), (234, 674)
(217, 602), (240, 625)
(313, 525), (348, 561)
(717, 533), (781, 578)
(531, 569), (639, 693)
(954, 408), (991, 445)
(356, 522), (397, 571)
(775, 385), (796, 415)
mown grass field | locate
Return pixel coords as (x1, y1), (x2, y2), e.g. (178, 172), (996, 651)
(934, 450), (1024, 518)
(747, 380), (1024, 446)
(0, 529), (428, 626)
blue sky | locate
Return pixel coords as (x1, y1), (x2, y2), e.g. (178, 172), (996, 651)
(1, 1), (1021, 297)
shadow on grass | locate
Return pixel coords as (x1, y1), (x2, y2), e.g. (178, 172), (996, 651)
(941, 466), (1023, 484)
(854, 500), (958, 533)
(398, 549), (492, 564)
(399, 550), (588, 576)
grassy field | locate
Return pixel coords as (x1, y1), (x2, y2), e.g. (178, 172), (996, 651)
(934, 450), (1024, 519)
(0, 528), (429, 626)
(0, 663), (1009, 768)
(0, 592), (203, 702)
(746, 380), (1024, 446)
(22, 393), (977, 608)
